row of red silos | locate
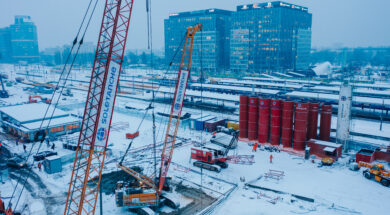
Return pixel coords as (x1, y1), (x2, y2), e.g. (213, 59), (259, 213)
(239, 96), (332, 150)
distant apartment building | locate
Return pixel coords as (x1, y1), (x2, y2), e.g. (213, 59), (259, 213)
(230, 2), (312, 74)
(164, 9), (232, 75)
(0, 16), (39, 63)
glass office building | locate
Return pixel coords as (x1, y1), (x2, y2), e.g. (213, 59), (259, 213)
(0, 28), (12, 62)
(0, 16), (39, 63)
(231, 1), (312, 74)
(164, 9), (231, 75)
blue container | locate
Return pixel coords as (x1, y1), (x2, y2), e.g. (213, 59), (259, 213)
(195, 116), (216, 131)
(43, 156), (62, 174)
(189, 114), (209, 130)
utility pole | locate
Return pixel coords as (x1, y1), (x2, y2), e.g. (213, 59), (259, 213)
(380, 99), (384, 131)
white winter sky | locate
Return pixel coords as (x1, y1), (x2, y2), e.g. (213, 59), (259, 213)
(1, 0), (390, 51)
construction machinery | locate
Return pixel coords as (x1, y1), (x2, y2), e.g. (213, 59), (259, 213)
(115, 23), (202, 210)
(64, 0), (135, 214)
(321, 157), (334, 166)
(0, 75), (9, 98)
(191, 131), (238, 172)
(28, 95), (51, 104)
(358, 161), (390, 187)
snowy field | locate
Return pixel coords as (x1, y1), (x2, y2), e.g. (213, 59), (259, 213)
(0, 64), (389, 215)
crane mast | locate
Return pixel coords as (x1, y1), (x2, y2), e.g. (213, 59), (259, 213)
(158, 23), (202, 193)
(64, 0), (134, 214)
(114, 23), (202, 209)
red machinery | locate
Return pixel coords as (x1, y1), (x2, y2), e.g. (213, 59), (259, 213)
(191, 131), (238, 172)
(64, 0), (134, 214)
(125, 131), (139, 139)
(28, 95), (51, 104)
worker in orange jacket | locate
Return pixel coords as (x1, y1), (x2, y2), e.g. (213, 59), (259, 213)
(270, 154), (273, 163)
(252, 143), (258, 152)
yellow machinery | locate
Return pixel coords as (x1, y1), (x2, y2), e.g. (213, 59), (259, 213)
(321, 157), (334, 166)
(358, 161), (390, 187)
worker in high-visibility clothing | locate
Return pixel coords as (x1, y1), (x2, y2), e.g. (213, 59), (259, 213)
(270, 154), (273, 163)
(252, 143), (258, 152)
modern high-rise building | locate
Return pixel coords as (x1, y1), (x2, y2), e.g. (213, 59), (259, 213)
(0, 16), (39, 63)
(164, 9), (232, 75)
(230, 2), (312, 74)
(0, 28), (12, 62)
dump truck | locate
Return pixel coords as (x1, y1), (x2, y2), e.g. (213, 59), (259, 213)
(358, 161), (390, 187)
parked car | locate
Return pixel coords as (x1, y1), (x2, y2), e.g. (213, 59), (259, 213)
(7, 157), (27, 168)
(33, 151), (58, 161)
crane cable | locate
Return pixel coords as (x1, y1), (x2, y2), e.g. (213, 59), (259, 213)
(8, 0), (100, 211)
(119, 31), (187, 166)
(199, 25), (204, 209)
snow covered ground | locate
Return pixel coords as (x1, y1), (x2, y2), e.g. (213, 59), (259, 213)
(0, 64), (389, 215)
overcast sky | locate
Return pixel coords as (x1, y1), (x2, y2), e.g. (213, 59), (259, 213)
(1, 0), (390, 51)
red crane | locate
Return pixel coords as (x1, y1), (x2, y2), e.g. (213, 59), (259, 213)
(115, 23), (202, 209)
(64, 0), (134, 214)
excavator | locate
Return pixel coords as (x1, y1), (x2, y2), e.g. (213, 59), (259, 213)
(115, 23), (202, 212)
(358, 161), (390, 187)
(191, 131), (238, 172)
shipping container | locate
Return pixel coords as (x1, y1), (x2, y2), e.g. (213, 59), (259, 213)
(227, 121), (239, 130)
(189, 114), (210, 130)
(307, 139), (342, 160)
(355, 149), (375, 163)
(204, 118), (226, 132)
(43, 155), (62, 174)
(195, 115), (217, 131)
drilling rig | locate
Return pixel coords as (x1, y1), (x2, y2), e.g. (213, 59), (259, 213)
(115, 23), (202, 212)
(64, 0), (134, 214)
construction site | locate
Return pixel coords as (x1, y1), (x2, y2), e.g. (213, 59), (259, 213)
(0, 1), (390, 215)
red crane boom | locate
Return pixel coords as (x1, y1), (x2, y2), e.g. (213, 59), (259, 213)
(158, 23), (202, 193)
(64, 0), (134, 214)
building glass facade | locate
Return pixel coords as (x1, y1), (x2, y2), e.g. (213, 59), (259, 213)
(164, 9), (231, 75)
(0, 28), (12, 62)
(231, 1), (312, 74)
(0, 16), (39, 63)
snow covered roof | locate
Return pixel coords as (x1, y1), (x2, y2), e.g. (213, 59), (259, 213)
(22, 115), (79, 131)
(310, 139), (342, 148)
(286, 91), (390, 106)
(0, 103), (68, 123)
(312, 62), (332, 76)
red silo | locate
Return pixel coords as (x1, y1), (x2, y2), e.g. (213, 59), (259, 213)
(281, 101), (294, 148)
(293, 102), (309, 150)
(307, 103), (319, 140)
(270, 100), (282, 145)
(319, 104), (332, 141)
(258, 98), (271, 143)
(247, 97), (258, 140)
(239, 96), (249, 139)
